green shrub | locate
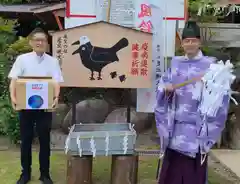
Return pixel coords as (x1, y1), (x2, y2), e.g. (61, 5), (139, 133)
(0, 18), (31, 143)
(0, 95), (20, 143)
(1, 37), (31, 143)
(0, 34), (31, 143)
(5, 37), (31, 57)
(5, 37), (31, 73)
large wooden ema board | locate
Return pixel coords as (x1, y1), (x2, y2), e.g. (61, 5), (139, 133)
(51, 21), (152, 88)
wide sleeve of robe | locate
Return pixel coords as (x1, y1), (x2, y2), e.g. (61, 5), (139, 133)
(154, 67), (174, 155)
(203, 94), (230, 153)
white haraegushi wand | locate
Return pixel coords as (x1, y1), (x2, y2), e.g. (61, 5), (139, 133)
(199, 60), (237, 116)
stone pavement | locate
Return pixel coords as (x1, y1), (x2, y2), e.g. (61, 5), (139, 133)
(211, 149), (240, 178)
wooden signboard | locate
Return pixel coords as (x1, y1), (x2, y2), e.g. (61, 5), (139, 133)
(51, 21), (152, 88)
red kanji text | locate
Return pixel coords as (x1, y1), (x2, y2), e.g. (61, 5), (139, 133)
(132, 59), (139, 68)
(141, 42), (148, 51)
(132, 51), (139, 59)
(132, 43), (139, 51)
(138, 20), (152, 33)
(140, 68), (148, 76)
(141, 59), (148, 68)
(131, 68), (139, 76)
(138, 4), (152, 18)
(141, 51), (148, 59)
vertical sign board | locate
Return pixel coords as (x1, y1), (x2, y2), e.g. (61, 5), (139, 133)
(108, 0), (135, 27)
(96, 0), (135, 27)
(145, 0), (186, 56)
(135, 1), (164, 112)
(95, 0), (108, 22)
(136, 0), (186, 113)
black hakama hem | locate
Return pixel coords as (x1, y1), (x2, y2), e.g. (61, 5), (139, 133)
(158, 148), (207, 184)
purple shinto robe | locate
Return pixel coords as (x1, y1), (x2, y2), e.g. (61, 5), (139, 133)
(155, 52), (230, 184)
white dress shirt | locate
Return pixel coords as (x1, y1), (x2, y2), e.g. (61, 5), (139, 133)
(8, 52), (64, 82)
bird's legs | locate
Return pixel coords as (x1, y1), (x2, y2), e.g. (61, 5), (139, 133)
(97, 71), (102, 80)
(89, 71), (95, 80)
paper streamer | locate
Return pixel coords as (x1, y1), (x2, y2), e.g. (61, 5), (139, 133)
(199, 60), (236, 117)
(65, 136), (70, 154)
(77, 136), (83, 157)
(105, 132), (110, 156)
(129, 123), (135, 132)
(64, 125), (75, 154)
(123, 132), (129, 154)
(90, 136), (96, 157)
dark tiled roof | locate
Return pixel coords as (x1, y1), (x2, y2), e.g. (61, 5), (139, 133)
(0, 3), (65, 13)
(0, 4), (46, 13)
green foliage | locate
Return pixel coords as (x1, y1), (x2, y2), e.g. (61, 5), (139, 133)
(0, 18), (17, 33)
(0, 0), (27, 4)
(0, 96), (20, 143)
(0, 0), (63, 4)
(6, 37), (31, 54)
(5, 37), (31, 60)
(0, 38), (31, 143)
(0, 17), (25, 143)
(3, 37), (31, 84)
(201, 46), (218, 55)
(0, 17), (16, 78)
(0, 18), (16, 54)
(188, 0), (222, 22)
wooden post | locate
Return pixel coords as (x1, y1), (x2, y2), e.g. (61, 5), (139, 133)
(106, 0), (112, 22)
(67, 155), (93, 184)
(110, 154), (139, 184)
(53, 11), (63, 30)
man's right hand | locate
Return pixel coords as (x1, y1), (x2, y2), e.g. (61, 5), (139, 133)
(11, 97), (17, 110)
(165, 84), (174, 93)
(9, 79), (17, 110)
(164, 84), (174, 102)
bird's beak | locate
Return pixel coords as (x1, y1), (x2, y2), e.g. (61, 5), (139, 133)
(72, 48), (79, 55)
(72, 40), (80, 45)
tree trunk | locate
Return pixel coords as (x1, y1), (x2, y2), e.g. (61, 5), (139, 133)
(67, 155), (93, 184)
(229, 108), (240, 149)
(110, 155), (139, 184)
(227, 82), (240, 149)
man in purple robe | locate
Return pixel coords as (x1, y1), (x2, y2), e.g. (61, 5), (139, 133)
(155, 20), (230, 184)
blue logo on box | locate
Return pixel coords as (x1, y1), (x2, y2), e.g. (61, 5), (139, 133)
(28, 95), (44, 109)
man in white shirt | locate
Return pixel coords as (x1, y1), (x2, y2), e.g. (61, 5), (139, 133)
(8, 28), (63, 184)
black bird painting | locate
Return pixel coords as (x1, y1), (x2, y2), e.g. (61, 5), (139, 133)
(119, 75), (126, 82)
(110, 71), (117, 79)
(72, 36), (129, 80)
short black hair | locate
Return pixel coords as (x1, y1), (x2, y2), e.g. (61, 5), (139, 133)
(29, 27), (48, 39)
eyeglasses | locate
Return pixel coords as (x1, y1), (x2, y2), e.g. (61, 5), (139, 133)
(31, 38), (48, 43)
